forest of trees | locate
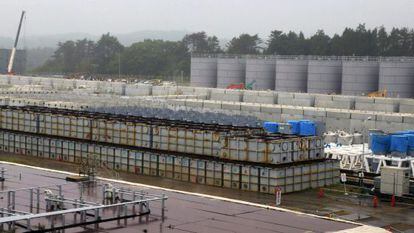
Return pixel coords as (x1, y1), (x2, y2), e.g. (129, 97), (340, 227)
(35, 24), (414, 76)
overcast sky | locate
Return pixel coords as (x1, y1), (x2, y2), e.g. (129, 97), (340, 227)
(1, 0), (414, 39)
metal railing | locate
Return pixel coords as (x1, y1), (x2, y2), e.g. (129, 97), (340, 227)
(0, 181), (168, 232)
(192, 53), (414, 62)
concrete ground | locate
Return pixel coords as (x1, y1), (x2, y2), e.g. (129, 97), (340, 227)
(0, 153), (404, 232)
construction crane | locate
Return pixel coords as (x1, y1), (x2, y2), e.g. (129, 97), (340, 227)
(7, 10), (25, 75)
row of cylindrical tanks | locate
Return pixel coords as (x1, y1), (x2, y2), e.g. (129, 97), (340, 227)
(0, 129), (338, 194)
(0, 106), (324, 166)
(191, 55), (414, 98)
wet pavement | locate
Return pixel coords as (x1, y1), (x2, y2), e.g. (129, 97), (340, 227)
(281, 189), (414, 232)
(0, 162), (368, 233)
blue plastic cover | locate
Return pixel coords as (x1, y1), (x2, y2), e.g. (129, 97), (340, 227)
(263, 122), (279, 133)
(406, 134), (414, 151)
(390, 135), (409, 153)
(287, 120), (300, 134)
(370, 134), (390, 154)
(299, 121), (316, 136)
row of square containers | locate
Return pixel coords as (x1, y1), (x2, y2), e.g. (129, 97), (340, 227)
(370, 130), (414, 155)
(3, 75), (414, 115)
(0, 129), (339, 194)
(0, 107), (324, 166)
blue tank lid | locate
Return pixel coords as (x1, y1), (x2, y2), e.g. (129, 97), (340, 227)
(287, 120), (301, 134)
(370, 134), (391, 154)
(263, 122), (279, 133)
(390, 135), (409, 153)
(406, 134), (414, 150)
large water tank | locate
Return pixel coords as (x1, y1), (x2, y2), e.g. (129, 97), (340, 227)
(341, 60), (379, 96)
(275, 58), (308, 92)
(190, 56), (217, 87)
(245, 57), (276, 90)
(217, 57), (246, 88)
(307, 59), (342, 94)
(379, 60), (414, 98)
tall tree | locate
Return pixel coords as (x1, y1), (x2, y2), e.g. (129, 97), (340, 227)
(54, 40), (77, 72)
(74, 39), (95, 72)
(377, 26), (389, 56)
(409, 29), (414, 56)
(207, 36), (222, 53)
(121, 39), (189, 76)
(266, 31), (307, 55)
(93, 33), (124, 74)
(182, 32), (209, 53)
(387, 28), (412, 56)
(266, 30), (284, 54)
(307, 30), (331, 55)
(182, 32), (222, 53)
(227, 34), (262, 54)
(330, 34), (343, 55)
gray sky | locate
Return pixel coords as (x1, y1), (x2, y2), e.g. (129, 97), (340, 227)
(1, 0), (414, 39)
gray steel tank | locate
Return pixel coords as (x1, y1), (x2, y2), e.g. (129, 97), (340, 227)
(275, 58), (308, 92)
(307, 59), (342, 94)
(217, 57), (246, 88)
(379, 60), (414, 98)
(190, 56), (218, 87)
(245, 57), (276, 90)
(341, 60), (379, 96)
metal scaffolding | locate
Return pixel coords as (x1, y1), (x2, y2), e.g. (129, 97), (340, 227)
(0, 181), (168, 232)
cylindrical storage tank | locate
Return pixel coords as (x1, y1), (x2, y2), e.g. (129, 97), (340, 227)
(190, 56), (217, 87)
(245, 57), (276, 90)
(379, 60), (414, 98)
(341, 60), (379, 96)
(216, 57), (246, 88)
(307, 59), (342, 94)
(275, 58), (308, 92)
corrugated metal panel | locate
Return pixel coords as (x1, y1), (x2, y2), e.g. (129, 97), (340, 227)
(191, 57), (218, 88)
(379, 61), (414, 98)
(341, 61), (379, 96)
(307, 60), (342, 94)
(217, 58), (246, 88)
(245, 58), (276, 90)
(275, 58), (308, 92)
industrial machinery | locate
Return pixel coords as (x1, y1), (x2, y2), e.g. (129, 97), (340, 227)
(7, 10), (25, 75)
(227, 80), (256, 90)
(380, 167), (410, 197)
(227, 83), (245, 89)
(368, 89), (387, 97)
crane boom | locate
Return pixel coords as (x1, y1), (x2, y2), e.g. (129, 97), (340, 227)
(7, 10), (25, 74)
